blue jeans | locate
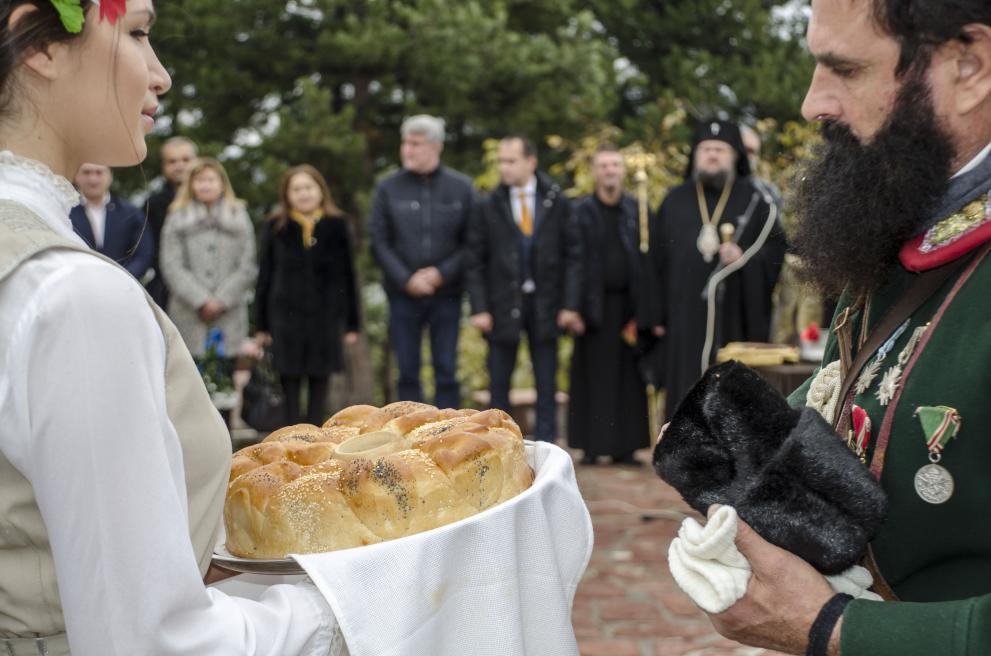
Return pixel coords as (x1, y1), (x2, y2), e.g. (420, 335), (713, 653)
(488, 296), (558, 442)
(388, 294), (461, 408)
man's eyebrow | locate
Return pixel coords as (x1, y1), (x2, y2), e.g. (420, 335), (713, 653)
(814, 51), (866, 70)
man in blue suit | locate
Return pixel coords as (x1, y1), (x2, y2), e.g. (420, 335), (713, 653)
(71, 163), (154, 281)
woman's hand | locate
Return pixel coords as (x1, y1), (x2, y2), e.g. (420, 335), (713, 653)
(655, 422), (669, 446)
(241, 338), (264, 359)
(344, 331), (359, 346)
(198, 297), (226, 322)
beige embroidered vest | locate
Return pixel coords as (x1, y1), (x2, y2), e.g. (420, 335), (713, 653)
(0, 202), (231, 655)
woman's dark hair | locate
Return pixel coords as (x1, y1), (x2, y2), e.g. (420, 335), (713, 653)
(0, 1), (94, 119)
(872, 0), (991, 76)
(270, 164), (344, 232)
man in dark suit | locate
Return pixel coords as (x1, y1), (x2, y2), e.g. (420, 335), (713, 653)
(71, 163), (154, 281)
(144, 136), (198, 307)
(466, 135), (584, 442)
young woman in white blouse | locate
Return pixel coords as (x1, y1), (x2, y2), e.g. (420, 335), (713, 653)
(0, 1), (338, 653)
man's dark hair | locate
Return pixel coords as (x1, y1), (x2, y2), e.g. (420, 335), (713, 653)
(872, 0), (991, 76)
(591, 143), (621, 165)
(593, 143), (620, 156)
(502, 134), (537, 159)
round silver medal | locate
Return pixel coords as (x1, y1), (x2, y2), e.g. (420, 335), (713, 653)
(914, 463), (954, 504)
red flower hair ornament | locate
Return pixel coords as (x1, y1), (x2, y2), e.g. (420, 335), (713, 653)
(50, 0), (127, 34)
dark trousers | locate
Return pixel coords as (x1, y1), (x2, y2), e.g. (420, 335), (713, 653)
(281, 375), (330, 426)
(388, 294), (461, 409)
(488, 296), (558, 442)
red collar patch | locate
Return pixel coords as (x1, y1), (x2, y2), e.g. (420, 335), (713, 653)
(900, 196), (991, 271)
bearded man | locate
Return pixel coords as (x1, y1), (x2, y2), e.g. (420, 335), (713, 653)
(648, 119), (786, 419)
(701, 1), (991, 655)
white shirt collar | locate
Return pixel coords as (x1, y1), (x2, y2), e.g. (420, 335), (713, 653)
(512, 176), (537, 196)
(84, 192), (112, 211)
(0, 150), (82, 240)
(952, 141), (991, 179)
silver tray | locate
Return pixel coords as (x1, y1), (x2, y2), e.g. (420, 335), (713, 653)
(212, 544), (305, 575)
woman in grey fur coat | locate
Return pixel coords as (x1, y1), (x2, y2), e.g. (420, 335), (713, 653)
(160, 157), (256, 359)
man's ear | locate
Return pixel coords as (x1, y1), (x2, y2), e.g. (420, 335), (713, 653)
(10, 4), (64, 82)
(952, 23), (991, 116)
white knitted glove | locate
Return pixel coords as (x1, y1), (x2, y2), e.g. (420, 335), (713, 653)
(826, 565), (883, 601)
(668, 506), (882, 614)
(667, 506), (751, 613)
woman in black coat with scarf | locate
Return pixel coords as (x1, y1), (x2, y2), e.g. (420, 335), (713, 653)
(254, 165), (360, 425)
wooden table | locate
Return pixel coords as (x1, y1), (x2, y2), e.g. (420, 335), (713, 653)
(752, 362), (820, 397)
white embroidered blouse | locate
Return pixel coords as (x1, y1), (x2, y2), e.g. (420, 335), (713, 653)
(0, 151), (338, 655)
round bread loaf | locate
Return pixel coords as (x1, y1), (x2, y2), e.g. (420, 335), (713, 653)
(224, 403), (534, 558)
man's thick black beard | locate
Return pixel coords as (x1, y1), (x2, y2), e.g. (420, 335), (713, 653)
(790, 75), (955, 300)
(694, 168), (731, 192)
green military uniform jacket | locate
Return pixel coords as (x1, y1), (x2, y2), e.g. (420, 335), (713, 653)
(790, 197), (991, 655)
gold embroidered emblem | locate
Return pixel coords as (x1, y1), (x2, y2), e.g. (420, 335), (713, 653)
(920, 196), (990, 253)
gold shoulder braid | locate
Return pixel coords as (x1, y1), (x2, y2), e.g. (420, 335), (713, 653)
(920, 195), (990, 253)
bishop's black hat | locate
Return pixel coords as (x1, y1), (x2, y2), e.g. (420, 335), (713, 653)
(684, 118), (751, 179)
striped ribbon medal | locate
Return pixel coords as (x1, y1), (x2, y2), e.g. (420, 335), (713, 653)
(847, 404), (871, 464)
(912, 405), (961, 504)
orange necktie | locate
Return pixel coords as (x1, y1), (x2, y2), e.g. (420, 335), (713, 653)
(518, 190), (533, 236)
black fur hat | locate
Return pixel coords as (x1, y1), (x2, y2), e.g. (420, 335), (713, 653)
(684, 118), (751, 179)
(653, 360), (887, 574)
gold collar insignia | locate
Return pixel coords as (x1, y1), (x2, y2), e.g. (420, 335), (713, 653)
(920, 195), (990, 253)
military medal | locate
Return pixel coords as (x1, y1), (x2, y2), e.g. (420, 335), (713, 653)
(854, 319), (909, 396)
(695, 177), (734, 263)
(876, 324), (928, 406)
(846, 404), (871, 463)
(912, 405), (961, 504)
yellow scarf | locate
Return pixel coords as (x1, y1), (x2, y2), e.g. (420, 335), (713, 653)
(289, 209), (324, 248)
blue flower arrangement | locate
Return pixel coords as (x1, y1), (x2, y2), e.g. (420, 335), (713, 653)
(196, 328), (236, 408)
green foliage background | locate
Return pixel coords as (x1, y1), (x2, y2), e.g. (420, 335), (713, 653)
(116, 0), (818, 404)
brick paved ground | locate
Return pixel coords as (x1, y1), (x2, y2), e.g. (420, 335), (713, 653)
(567, 447), (788, 656)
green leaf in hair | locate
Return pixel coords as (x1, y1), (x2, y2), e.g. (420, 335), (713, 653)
(49, 0), (85, 34)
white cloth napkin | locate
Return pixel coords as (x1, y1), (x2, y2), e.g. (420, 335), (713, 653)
(826, 566), (883, 601)
(668, 505), (751, 613)
(294, 441), (594, 656)
(667, 506), (881, 614)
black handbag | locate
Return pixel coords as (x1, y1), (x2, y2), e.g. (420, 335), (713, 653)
(240, 354), (286, 432)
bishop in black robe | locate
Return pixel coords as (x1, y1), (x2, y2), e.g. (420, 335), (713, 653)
(648, 119), (786, 419)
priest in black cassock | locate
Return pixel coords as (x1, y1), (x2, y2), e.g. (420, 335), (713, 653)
(648, 119), (786, 420)
(568, 144), (651, 465)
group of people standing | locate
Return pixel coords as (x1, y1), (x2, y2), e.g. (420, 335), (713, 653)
(71, 112), (786, 459)
(5, 0), (990, 654)
(72, 138), (361, 427)
(370, 114), (786, 464)
(75, 111), (786, 458)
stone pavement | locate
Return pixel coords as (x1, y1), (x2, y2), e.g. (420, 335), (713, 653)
(567, 447), (788, 656)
